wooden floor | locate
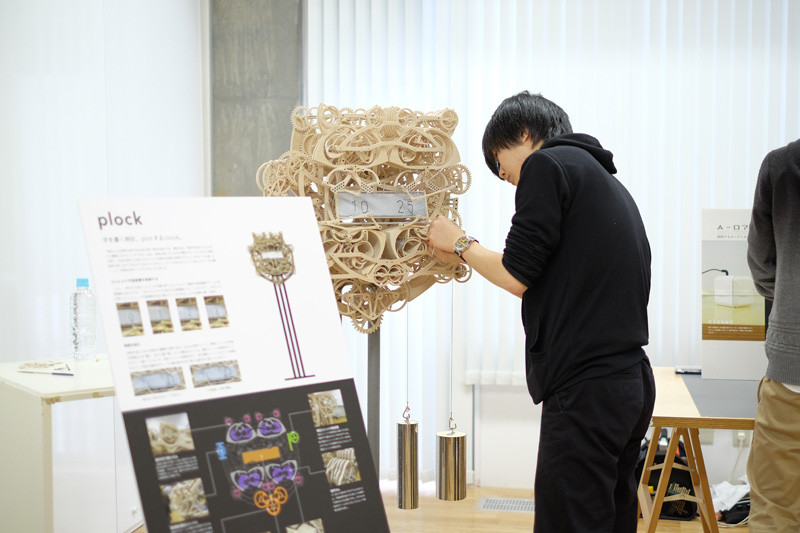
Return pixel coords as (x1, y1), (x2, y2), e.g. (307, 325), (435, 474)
(381, 483), (743, 533)
(134, 483), (748, 532)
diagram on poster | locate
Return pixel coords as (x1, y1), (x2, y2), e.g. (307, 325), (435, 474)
(124, 380), (384, 532)
(249, 232), (313, 380)
(79, 198), (389, 533)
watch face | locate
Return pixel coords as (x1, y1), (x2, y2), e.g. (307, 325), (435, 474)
(454, 236), (469, 255)
(257, 104), (473, 333)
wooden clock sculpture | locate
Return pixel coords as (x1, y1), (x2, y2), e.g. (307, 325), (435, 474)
(257, 104), (471, 333)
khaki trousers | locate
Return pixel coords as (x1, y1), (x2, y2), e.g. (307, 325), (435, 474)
(746, 377), (800, 532)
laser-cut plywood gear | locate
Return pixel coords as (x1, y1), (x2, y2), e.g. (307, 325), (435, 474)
(257, 104), (471, 333)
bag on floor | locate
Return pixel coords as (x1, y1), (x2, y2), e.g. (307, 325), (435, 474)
(634, 431), (698, 521)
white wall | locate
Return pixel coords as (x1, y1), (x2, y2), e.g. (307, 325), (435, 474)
(476, 386), (542, 488)
(477, 386), (751, 490)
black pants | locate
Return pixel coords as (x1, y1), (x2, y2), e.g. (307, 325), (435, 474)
(533, 359), (656, 532)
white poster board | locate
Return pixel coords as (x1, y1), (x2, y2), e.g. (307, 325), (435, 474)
(79, 197), (389, 533)
(700, 209), (767, 380)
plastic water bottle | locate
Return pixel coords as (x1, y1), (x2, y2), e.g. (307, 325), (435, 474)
(70, 278), (97, 360)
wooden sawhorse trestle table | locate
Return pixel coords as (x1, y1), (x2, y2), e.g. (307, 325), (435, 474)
(637, 367), (755, 533)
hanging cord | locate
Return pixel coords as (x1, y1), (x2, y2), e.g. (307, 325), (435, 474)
(448, 281), (456, 435)
(403, 305), (411, 422)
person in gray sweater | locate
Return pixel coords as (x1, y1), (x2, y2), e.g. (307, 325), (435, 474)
(746, 138), (800, 532)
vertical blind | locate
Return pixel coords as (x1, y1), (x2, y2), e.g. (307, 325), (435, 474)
(305, 0), (800, 477)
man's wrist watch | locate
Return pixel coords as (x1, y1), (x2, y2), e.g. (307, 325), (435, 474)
(453, 235), (479, 258)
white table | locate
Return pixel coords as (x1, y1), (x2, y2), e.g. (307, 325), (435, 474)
(0, 356), (116, 532)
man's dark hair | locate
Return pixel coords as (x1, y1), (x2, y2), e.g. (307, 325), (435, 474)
(482, 91), (572, 177)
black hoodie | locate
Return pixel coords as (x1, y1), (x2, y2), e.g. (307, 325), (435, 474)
(501, 133), (651, 404)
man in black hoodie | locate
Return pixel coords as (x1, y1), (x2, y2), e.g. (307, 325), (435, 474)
(428, 91), (655, 532)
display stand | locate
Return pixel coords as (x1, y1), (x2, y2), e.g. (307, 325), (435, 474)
(367, 325), (380, 472)
(79, 197), (390, 533)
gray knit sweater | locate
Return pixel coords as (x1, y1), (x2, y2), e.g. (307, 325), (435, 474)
(747, 138), (800, 386)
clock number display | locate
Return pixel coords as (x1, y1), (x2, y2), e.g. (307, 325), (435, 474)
(336, 192), (427, 220)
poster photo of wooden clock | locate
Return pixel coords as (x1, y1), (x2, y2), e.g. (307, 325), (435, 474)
(249, 231), (314, 380)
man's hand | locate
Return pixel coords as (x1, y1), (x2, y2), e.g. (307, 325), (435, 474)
(427, 215), (465, 258)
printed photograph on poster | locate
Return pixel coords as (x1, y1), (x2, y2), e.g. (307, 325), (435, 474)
(204, 295), (230, 328)
(147, 413), (196, 456)
(117, 301), (144, 337)
(701, 209), (766, 341)
(160, 478), (211, 526)
(308, 390), (347, 427)
(177, 297), (203, 331)
(148, 299), (175, 334)
(322, 448), (361, 487)
(190, 360), (242, 387)
(132, 367), (186, 396)
(286, 518), (324, 532)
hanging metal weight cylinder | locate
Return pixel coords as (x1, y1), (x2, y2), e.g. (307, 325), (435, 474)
(436, 425), (467, 501)
(397, 419), (419, 509)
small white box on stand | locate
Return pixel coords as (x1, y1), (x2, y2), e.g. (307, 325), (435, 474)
(714, 275), (755, 307)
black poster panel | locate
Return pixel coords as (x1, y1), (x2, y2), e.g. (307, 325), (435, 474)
(123, 378), (388, 533)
